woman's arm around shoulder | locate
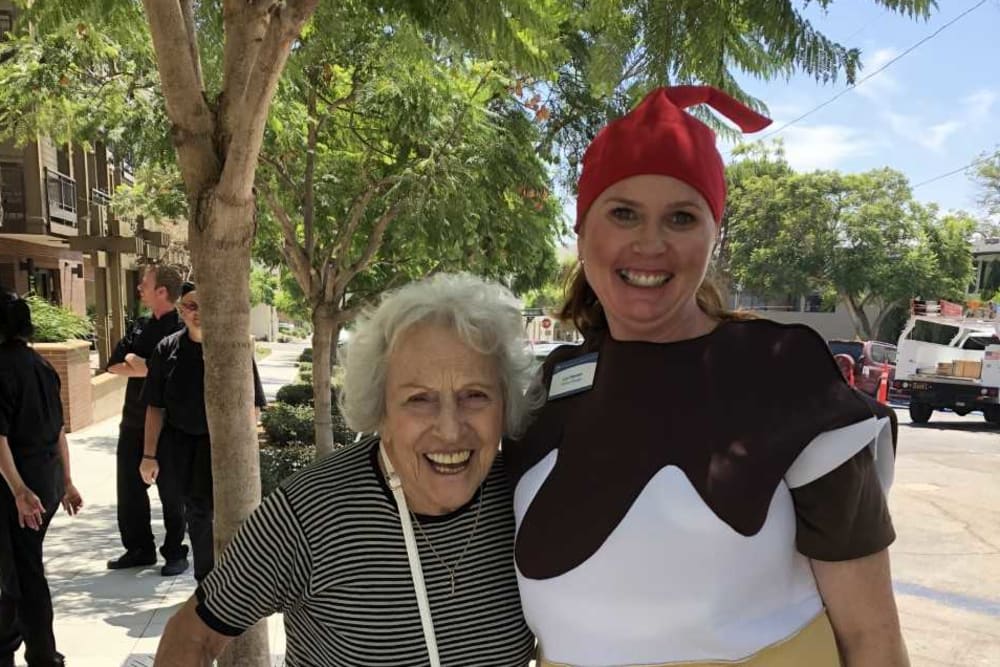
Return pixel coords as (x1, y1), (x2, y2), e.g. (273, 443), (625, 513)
(812, 550), (910, 667)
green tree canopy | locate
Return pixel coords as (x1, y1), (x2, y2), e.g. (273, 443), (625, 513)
(724, 143), (975, 340)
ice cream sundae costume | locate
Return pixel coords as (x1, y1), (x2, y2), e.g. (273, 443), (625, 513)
(505, 87), (897, 667)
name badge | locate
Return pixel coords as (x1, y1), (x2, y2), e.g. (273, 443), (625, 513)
(548, 352), (598, 400)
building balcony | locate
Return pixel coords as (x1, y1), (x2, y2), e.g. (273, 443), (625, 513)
(45, 167), (78, 233)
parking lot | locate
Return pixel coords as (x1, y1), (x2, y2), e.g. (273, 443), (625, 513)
(891, 408), (1000, 666)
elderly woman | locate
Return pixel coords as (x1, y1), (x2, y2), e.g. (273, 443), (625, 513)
(155, 273), (536, 666)
(506, 86), (907, 667)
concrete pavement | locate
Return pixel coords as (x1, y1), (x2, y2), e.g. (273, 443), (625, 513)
(890, 409), (1000, 667)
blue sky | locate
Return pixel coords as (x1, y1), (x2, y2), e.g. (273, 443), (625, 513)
(724, 0), (1000, 215)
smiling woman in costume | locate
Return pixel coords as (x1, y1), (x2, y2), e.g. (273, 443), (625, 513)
(154, 273), (535, 666)
(506, 86), (907, 667)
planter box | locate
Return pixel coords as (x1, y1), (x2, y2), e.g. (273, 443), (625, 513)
(91, 372), (127, 424)
(33, 340), (94, 433)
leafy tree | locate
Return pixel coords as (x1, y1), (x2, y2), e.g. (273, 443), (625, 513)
(724, 148), (975, 339)
(973, 148), (1000, 235)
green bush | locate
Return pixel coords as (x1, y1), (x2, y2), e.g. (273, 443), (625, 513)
(276, 383), (314, 406)
(275, 382), (337, 408)
(26, 295), (95, 343)
(297, 362), (312, 384)
(261, 402), (314, 447)
(299, 348), (313, 363)
(259, 445), (314, 496)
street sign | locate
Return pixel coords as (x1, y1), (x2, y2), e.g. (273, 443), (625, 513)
(541, 317), (552, 329)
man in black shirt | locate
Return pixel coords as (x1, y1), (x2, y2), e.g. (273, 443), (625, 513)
(106, 265), (187, 575)
(140, 283), (267, 581)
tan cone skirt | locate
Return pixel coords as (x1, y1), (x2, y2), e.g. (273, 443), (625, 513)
(538, 611), (840, 667)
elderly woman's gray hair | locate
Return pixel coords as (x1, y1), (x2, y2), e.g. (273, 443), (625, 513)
(340, 272), (536, 438)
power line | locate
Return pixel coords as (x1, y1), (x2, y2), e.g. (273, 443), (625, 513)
(912, 156), (990, 189)
(761, 0), (989, 139)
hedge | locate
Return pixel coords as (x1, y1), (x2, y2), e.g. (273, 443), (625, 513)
(275, 382), (336, 408)
(259, 445), (314, 496)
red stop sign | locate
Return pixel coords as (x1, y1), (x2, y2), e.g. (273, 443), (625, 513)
(541, 317), (552, 329)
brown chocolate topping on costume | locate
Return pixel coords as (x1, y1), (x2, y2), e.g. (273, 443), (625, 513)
(507, 319), (876, 580)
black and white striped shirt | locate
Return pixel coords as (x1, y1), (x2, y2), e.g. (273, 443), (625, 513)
(196, 438), (535, 666)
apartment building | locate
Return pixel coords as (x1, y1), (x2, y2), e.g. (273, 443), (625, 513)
(0, 1), (191, 369)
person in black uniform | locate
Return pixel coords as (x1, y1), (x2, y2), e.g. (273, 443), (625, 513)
(140, 282), (267, 581)
(106, 264), (188, 575)
(0, 292), (83, 667)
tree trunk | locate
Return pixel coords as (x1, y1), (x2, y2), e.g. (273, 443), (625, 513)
(871, 300), (900, 342)
(311, 305), (338, 457)
(843, 293), (874, 340)
(189, 191), (270, 666)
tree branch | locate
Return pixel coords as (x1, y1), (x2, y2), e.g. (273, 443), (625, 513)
(304, 84), (318, 262)
(218, 0), (320, 202)
(180, 0), (203, 86)
(340, 203), (402, 287)
(261, 186), (312, 295)
(258, 153), (298, 194)
(332, 176), (396, 260)
(141, 0), (219, 194)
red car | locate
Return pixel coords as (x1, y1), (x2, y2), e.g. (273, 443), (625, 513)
(828, 339), (897, 398)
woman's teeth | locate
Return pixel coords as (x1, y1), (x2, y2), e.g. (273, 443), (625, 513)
(618, 269), (672, 287)
(425, 450), (472, 474)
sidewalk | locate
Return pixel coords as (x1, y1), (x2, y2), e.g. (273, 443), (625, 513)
(13, 341), (307, 666)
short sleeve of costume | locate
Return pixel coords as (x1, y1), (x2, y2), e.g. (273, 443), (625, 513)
(252, 360), (267, 408)
(107, 320), (140, 369)
(195, 488), (311, 636)
(141, 341), (168, 408)
(790, 444), (895, 561)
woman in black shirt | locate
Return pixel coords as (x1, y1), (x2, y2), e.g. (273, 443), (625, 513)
(139, 283), (266, 581)
(0, 292), (83, 667)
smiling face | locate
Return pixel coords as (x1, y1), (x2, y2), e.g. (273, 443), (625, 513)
(379, 322), (504, 516)
(579, 174), (719, 342)
(178, 290), (201, 333)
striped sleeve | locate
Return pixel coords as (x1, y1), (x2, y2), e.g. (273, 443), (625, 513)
(195, 488), (312, 636)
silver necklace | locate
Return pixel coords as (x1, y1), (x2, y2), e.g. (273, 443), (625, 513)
(410, 483), (486, 596)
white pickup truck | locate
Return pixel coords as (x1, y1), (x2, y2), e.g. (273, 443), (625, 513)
(892, 303), (1000, 425)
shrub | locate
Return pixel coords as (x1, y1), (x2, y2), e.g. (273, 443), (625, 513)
(297, 361), (312, 384)
(261, 402), (314, 447)
(299, 348), (312, 363)
(275, 382), (337, 408)
(259, 445), (314, 496)
(26, 295), (94, 343)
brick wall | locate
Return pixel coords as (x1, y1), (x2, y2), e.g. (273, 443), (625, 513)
(33, 341), (93, 432)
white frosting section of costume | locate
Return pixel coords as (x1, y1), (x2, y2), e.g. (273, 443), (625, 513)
(514, 451), (825, 666)
(785, 416), (894, 491)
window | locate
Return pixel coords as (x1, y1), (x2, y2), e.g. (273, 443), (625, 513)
(0, 11), (13, 41)
(907, 321), (959, 346)
(961, 335), (1000, 351)
(870, 344), (897, 365)
(828, 340), (863, 362)
(0, 162), (25, 225)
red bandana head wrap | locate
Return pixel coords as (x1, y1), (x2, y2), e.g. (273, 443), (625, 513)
(575, 85), (772, 232)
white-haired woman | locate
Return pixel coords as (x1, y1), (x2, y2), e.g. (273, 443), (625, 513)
(155, 273), (537, 666)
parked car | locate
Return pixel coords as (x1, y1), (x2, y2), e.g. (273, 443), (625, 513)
(528, 340), (580, 375)
(827, 339), (897, 398)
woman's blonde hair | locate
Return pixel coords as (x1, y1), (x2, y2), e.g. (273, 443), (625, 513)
(557, 263), (753, 337)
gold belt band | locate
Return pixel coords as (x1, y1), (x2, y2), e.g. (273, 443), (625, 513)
(538, 611), (840, 667)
